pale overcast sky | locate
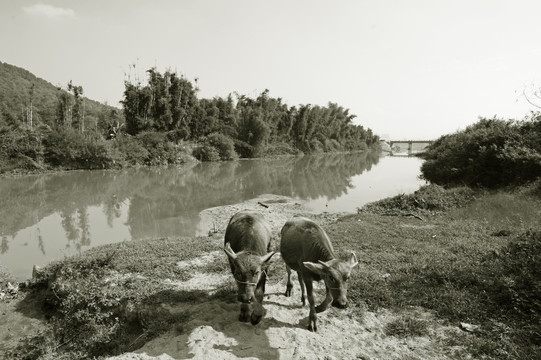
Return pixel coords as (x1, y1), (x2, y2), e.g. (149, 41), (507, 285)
(2, 0), (541, 139)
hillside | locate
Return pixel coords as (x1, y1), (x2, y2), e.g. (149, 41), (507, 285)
(0, 61), (121, 129)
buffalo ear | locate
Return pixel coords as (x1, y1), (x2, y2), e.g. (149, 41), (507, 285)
(349, 252), (358, 268)
(303, 261), (327, 275)
(260, 251), (276, 264)
(224, 242), (237, 260)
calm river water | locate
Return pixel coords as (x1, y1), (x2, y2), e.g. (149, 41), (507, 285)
(0, 152), (424, 280)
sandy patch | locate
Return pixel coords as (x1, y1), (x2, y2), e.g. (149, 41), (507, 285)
(196, 194), (343, 239)
(107, 273), (460, 360)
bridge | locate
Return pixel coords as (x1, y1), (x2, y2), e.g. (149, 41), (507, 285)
(386, 140), (434, 153)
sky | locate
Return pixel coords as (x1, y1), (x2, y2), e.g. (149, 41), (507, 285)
(2, 0), (541, 140)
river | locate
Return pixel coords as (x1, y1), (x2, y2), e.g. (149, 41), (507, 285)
(0, 152), (425, 280)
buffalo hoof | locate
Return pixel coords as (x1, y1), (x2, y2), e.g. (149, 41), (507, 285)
(251, 312), (262, 325)
(315, 304), (328, 313)
(332, 301), (347, 309)
(307, 323), (317, 332)
(250, 305), (266, 325)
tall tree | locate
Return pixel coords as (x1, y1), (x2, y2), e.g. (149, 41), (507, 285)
(27, 83), (34, 129)
(122, 68), (198, 137)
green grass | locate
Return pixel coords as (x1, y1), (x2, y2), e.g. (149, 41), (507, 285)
(329, 183), (541, 359)
(385, 316), (429, 338)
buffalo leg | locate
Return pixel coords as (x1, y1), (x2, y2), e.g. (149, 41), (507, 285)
(285, 265), (293, 297)
(297, 270), (306, 306)
(315, 286), (332, 313)
(251, 272), (267, 325)
(239, 303), (252, 322)
(304, 279), (317, 332)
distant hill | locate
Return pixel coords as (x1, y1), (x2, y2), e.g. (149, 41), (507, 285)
(0, 61), (121, 129)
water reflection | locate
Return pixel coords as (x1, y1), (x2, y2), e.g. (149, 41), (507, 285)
(0, 152), (423, 280)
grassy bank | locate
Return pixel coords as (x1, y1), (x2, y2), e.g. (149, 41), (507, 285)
(1, 183), (540, 359)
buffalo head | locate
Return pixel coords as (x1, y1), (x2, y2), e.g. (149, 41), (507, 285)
(303, 251), (358, 308)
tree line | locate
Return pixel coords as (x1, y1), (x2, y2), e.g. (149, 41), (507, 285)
(1, 63), (380, 172)
(122, 68), (380, 160)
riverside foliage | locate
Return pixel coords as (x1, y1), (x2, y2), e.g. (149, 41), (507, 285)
(420, 115), (541, 188)
(0, 63), (380, 173)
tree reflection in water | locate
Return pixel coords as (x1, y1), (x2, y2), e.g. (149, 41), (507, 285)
(126, 152), (381, 238)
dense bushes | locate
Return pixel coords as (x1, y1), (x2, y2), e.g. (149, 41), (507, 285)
(261, 142), (300, 156)
(420, 116), (541, 188)
(192, 133), (238, 161)
(205, 133), (237, 160)
(192, 144), (220, 162)
(43, 128), (115, 169)
(0, 127), (44, 172)
(0, 126), (193, 173)
(135, 131), (185, 165)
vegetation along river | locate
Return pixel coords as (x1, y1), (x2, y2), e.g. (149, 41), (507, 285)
(0, 152), (424, 280)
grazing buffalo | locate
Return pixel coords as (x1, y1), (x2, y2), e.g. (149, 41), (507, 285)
(280, 216), (358, 332)
(224, 211), (276, 325)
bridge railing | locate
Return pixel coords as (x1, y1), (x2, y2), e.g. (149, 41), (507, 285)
(386, 140), (434, 154)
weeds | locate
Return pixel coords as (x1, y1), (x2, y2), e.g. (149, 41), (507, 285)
(362, 184), (477, 216)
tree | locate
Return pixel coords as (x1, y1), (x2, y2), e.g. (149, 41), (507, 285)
(57, 88), (73, 127)
(56, 81), (84, 131)
(27, 83), (34, 129)
(122, 68), (198, 138)
(236, 107), (270, 157)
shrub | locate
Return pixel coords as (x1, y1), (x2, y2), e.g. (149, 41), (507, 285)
(420, 117), (541, 188)
(261, 142), (299, 156)
(136, 131), (183, 165)
(111, 135), (148, 166)
(233, 139), (254, 158)
(192, 144), (220, 162)
(43, 128), (115, 170)
(205, 133), (238, 160)
(0, 127), (44, 172)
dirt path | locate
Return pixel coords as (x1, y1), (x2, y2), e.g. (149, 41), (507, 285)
(108, 276), (457, 360)
(107, 195), (461, 360)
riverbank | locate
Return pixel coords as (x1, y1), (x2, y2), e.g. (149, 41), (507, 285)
(1, 183), (540, 359)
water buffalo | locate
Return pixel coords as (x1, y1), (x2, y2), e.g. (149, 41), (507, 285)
(224, 211), (276, 325)
(280, 216), (358, 332)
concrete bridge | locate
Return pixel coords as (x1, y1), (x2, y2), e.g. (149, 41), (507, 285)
(387, 140), (434, 153)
